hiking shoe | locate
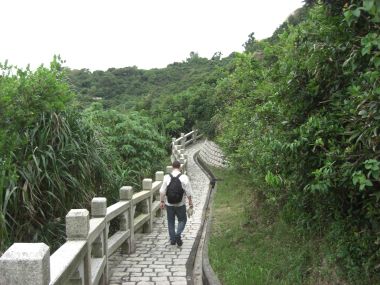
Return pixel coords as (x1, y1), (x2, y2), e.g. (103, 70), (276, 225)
(176, 236), (183, 247)
(170, 240), (176, 245)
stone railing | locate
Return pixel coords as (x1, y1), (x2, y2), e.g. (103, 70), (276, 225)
(0, 131), (201, 285)
(0, 175), (163, 285)
(171, 129), (202, 174)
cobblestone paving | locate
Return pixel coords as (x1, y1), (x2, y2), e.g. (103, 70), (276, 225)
(108, 142), (209, 285)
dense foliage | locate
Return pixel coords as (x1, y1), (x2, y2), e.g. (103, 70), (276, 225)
(215, 1), (380, 283)
(0, 60), (167, 252)
(83, 103), (167, 187)
(68, 52), (234, 137)
(66, 2), (379, 280)
(2, 0), (379, 282)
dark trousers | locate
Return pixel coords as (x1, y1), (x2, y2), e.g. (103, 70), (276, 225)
(166, 205), (187, 241)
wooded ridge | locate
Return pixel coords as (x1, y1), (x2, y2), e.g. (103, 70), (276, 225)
(1, 1), (379, 283)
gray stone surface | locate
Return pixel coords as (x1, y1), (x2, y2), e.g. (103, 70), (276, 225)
(91, 197), (107, 217)
(166, 166), (173, 174)
(155, 171), (164, 181)
(120, 186), (134, 200)
(0, 243), (50, 285)
(199, 139), (227, 168)
(109, 141), (209, 284)
(65, 209), (89, 239)
(143, 179), (153, 190)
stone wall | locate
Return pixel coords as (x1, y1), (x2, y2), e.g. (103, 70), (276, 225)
(199, 139), (227, 168)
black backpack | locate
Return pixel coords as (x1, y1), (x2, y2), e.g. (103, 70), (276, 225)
(166, 174), (184, 204)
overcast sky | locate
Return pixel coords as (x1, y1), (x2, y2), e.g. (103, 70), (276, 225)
(1, 0), (304, 71)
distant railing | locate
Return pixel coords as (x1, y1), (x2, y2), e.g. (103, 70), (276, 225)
(171, 129), (202, 173)
(0, 130), (200, 285)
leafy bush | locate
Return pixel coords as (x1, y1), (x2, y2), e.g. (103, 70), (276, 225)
(0, 60), (118, 251)
(215, 1), (380, 282)
(0, 61), (167, 253)
(1, 111), (116, 251)
(83, 103), (167, 188)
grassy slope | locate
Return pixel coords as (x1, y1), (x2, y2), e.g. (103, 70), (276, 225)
(208, 167), (344, 285)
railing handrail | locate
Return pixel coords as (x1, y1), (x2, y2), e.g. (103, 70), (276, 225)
(0, 130), (200, 285)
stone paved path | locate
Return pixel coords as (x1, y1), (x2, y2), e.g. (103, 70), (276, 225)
(108, 142), (209, 285)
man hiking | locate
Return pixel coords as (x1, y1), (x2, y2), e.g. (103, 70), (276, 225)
(159, 160), (193, 246)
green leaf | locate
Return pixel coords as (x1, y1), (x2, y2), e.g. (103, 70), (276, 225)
(373, 56), (380, 68)
(352, 8), (361, 17)
(363, 0), (375, 11)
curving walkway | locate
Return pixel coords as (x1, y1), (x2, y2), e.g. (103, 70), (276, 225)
(108, 141), (210, 285)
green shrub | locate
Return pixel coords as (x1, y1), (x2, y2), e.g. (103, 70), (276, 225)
(216, 1), (380, 282)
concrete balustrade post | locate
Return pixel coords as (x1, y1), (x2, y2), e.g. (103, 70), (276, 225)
(120, 186), (135, 253)
(155, 171), (164, 200)
(0, 243), (50, 285)
(180, 132), (186, 149)
(66, 270), (82, 285)
(166, 165), (173, 174)
(92, 236), (103, 257)
(155, 171), (164, 193)
(142, 178), (153, 233)
(155, 171), (164, 181)
(155, 171), (164, 217)
(171, 137), (177, 161)
(192, 128), (198, 143)
(120, 186), (134, 200)
(66, 209), (91, 285)
(91, 197), (108, 284)
(119, 208), (129, 254)
(66, 209), (90, 240)
(179, 155), (185, 172)
(183, 154), (188, 172)
(91, 197), (107, 218)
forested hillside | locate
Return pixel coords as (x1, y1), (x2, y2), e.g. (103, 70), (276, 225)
(69, 1), (380, 282)
(213, 1), (380, 282)
(1, 0), (379, 283)
(0, 59), (167, 252)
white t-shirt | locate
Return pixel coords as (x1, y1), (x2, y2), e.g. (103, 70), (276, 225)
(159, 169), (193, 206)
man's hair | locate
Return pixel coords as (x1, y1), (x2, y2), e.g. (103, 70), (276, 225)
(172, 160), (181, 169)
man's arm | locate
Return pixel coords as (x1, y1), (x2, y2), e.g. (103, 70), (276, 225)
(188, 196), (193, 207)
(183, 175), (193, 207)
(159, 176), (168, 209)
(160, 193), (166, 209)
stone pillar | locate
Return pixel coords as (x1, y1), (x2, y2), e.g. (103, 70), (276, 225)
(166, 165), (173, 174)
(66, 270), (82, 285)
(155, 171), (164, 217)
(192, 128), (198, 143)
(0, 243), (50, 285)
(155, 171), (164, 182)
(66, 209), (90, 285)
(171, 137), (176, 161)
(66, 209), (89, 240)
(155, 171), (164, 201)
(180, 132), (186, 149)
(179, 155), (185, 172)
(120, 186), (135, 253)
(91, 197), (107, 218)
(142, 178), (153, 233)
(91, 197), (108, 284)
